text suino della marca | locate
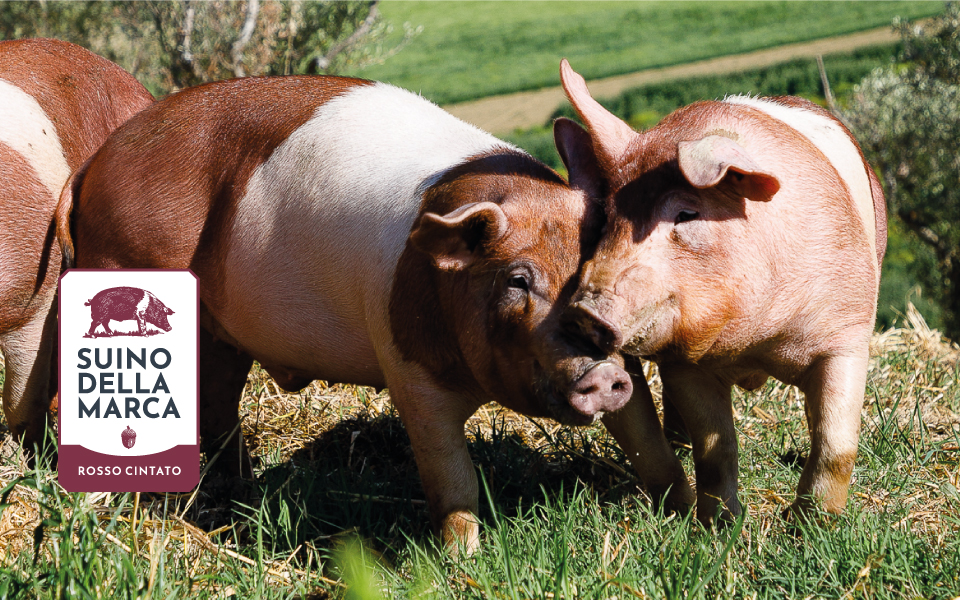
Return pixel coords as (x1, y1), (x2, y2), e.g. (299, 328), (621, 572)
(76, 347), (181, 419)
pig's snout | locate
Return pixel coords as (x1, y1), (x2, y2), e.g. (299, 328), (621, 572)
(569, 362), (632, 417)
(564, 298), (624, 354)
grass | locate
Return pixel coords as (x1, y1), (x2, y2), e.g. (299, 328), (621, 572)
(1, 305), (957, 598)
(350, 1), (941, 105)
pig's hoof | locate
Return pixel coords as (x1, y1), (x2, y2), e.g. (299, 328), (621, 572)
(663, 493), (696, 517)
(782, 498), (838, 529)
(698, 512), (735, 529)
(660, 499), (694, 520)
(441, 510), (479, 557)
(649, 484), (695, 517)
(696, 498), (743, 529)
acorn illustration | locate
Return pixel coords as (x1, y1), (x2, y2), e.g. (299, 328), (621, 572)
(121, 426), (137, 449)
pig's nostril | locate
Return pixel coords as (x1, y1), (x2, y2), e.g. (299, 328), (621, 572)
(567, 362), (633, 417)
(564, 300), (624, 354)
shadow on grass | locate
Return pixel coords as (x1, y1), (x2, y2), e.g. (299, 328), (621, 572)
(185, 410), (649, 562)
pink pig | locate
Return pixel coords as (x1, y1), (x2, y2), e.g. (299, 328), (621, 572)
(557, 60), (886, 524)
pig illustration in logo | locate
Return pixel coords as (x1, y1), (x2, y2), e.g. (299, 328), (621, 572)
(84, 286), (174, 338)
(121, 426), (137, 449)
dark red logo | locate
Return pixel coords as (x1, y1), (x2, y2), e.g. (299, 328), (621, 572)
(121, 426), (137, 449)
(84, 286), (174, 338)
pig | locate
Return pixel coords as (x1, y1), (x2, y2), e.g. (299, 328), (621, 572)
(0, 39), (153, 448)
(556, 60), (886, 524)
(55, 74), (693, 552)
(84, 286), (174, 338)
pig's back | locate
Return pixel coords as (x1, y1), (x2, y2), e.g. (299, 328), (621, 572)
(73, 76), (507, 385)
(723, 95), (879, 275)
(219, 82), (509, 383)
(72, 76), (357, 271)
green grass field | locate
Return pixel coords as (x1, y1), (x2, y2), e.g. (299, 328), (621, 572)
(2, 315), (957, 598)
(350, 1), (941, 105)
(503, 43), (903, 171)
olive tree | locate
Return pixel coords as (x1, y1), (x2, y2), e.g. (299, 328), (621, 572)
(0, 1), (418, 95)
(846, 3), (960, 339)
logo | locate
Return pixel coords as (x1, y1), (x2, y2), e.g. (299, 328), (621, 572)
(84, 287), (174, 338)
(121, 426), (137, 449)
(59, 270), (199, 493)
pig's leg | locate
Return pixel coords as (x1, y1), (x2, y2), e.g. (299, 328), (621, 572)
(0, 310), (57, 448)
(792, 350), (868, 516)
(660, 390), (690, 446)
(388, 377), (480, 555)
(601, 363), (694, 512)
(1, 301), (58, 449)
(659, 363), (740, 525)
(198, 327), (254, 478)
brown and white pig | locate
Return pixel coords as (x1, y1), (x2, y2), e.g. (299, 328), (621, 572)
(0, 39), (153, 448)
(557, 60), (886, 524)
(83, 286), (175, 338)
(55, 75), (692, 551)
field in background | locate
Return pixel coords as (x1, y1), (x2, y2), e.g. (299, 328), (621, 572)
(503, 44), (901, 169)
(352, 1), (940, 105)
(1, 310), (957, 598)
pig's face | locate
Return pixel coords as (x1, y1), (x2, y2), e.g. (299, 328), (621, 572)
(568, 131), (780, 361)
(455, 174), (626, 426)
(145, 297), (174, 332)
(553, 61), (780, 362)
(151, 310), (173, 332)
(396, 136), (634, 426)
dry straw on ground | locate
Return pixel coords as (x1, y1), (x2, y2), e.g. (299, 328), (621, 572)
(0, 304), (957, 592)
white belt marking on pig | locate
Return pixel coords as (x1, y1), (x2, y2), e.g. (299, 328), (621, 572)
(227, 82), (511, 378)
(723, 96), (876, 270)
(135, 290), (150, 317)
(0, 79), (71, 200)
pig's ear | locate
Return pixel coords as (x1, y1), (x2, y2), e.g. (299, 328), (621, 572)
(678, 135), (780, 201)
(559, 59), (636, 168)
(554, 117), (605, 198)
(410, 201), (508, 271)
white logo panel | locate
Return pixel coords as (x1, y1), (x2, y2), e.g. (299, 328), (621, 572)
(60, 270), (198, 456)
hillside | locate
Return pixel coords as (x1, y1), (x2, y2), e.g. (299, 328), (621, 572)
(445, 25), (902, 134)
(352, 1), (940, 105)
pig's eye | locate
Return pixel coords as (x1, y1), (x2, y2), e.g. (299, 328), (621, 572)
(506, 275), (529, 291)
(675, 209), (699, 224)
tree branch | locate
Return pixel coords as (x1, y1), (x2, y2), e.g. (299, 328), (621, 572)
(182, 0), (195, 64)
(164, 0), (199, 90)
(231, 0), (260, 78)
(817, 55), (837, 112)
(817, 54), (856, 130)
(316, 0), (379, 71)
(898, 208), (948, 256)
(283, 0), (302, 76)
